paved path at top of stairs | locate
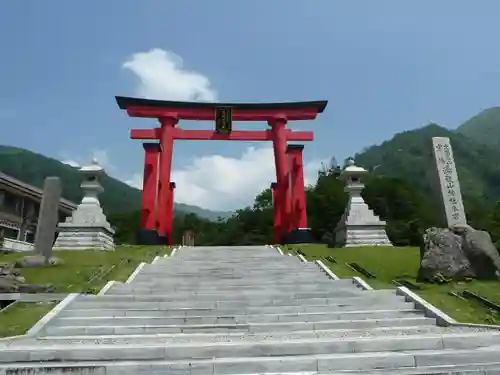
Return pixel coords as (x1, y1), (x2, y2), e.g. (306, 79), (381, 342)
(2, 245), (500, 375)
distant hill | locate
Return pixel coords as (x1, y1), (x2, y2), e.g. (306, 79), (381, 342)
(354, 124), (500, 221)
(456, 107), (500, 148)
(0, 145), (231, 220)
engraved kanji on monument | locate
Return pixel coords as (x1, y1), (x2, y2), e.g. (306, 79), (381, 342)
(431, 137), (467, 227)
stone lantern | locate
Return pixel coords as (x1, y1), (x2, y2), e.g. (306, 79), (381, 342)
(53, 159), (115, 250)
(334, 158), (392, 247)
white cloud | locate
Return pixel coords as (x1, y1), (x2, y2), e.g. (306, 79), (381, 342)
(122, 48), (218, 102)
(91, 149), (112, 169)
(168, 146), (323, 211)
(89, 49), (323, 211)
(61, 159), (80, 168)
(60, 149), (112, 170)
(125, 173), (143, 189)
(62, 147), (324, 211)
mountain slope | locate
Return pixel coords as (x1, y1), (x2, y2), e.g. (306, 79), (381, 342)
(456, 107), (500, 148)
(354, 124), (500, 215)
(0, 145), (230, 220)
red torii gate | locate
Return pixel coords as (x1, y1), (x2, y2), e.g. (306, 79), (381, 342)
(115, 96), (327, 245)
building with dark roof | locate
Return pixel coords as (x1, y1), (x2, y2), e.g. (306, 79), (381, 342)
(0, 172), (77, 243)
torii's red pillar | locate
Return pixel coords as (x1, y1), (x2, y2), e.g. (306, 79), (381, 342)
(166, 182), (176, 246)
(270, 182), (281, 244)
(269, 117), (291, 243)
(140, 143), (160, 230)
(157, 116), (178, 244)
(287, 145), (308, 229)
(286, 144), (314, 243)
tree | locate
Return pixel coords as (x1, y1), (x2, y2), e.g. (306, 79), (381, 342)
(306, 169), (346, 240)
(108, 162), (500, 249)
(487, 201), (500, 247)
(253, 188), (273, 211)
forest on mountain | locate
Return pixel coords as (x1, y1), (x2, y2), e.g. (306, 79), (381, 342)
(108, 107), (500, 248)
(0, 145), (230, 220)
(3, 106), (500, 247)
(107, 165), (500, 248)
(106, 109), (500, 247)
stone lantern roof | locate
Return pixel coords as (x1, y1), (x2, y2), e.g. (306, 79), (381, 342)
(79, 158), (104, 174)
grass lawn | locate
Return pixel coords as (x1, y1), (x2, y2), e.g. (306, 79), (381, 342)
(285, 244), (500, 325)
(0, 302), (56, 338)
(0, 245), (169, 337)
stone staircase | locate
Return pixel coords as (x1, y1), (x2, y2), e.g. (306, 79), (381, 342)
(2, 245), (500, 374)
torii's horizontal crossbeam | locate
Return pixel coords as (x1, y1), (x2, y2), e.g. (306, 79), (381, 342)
(131, 128), (314, 141)
(116, 96), (328, 122)
(126, 108), (321, 121)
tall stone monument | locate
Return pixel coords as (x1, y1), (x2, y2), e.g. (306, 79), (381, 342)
(430, 137), (467, 228)
(35, 177), (62, 263)
(53, 159), (115, 250)
(334, 158), (392, 247)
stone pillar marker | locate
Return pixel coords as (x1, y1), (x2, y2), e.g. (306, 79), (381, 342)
(431, 137), (467, 228)
(334, 158), (392, 247)
(34, 177), (62, 263)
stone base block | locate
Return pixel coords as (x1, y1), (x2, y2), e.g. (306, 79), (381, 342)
(53, 227), (115, 251)
(282, 228), (316, 244)
(136, 229), (166, 245)
(336, 226), (393, 247)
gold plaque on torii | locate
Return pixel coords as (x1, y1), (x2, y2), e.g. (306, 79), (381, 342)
(215, 107), (233, 134)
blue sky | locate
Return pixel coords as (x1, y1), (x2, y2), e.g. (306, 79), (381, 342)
(1, 1), (499, 210)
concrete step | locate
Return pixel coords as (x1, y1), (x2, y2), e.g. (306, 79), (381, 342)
(103, 287), (366, 299)
(18, 325), (469, 346)
(2, 333), (500, 364)
(151, 262), (305, 268)
(126, 277), (351, 286)
(122, 282), (357, 292)
(166, 251), (284, 257)
(3, 358), (500, 375)
(168, 258), (297, 262)
(47, 308), (424, 328)
(133, 272), (323, 279)
(139, 257), (317, 272)
(328, 363), (500, 374)
(130, 274), (328, 283)
(173, 248), (279, 252)
(150, 263), (308, 269)
(129, 273), (335, 282)
(69, 290), (404, 309)
(133, 267), (326, 281)
(137, 263), (316, 268)
(125, 279), (348, 286)
(3, 363), (500, 375)
(131, 273), (325, 280)
(137, 257), (317, 272)
(142, 262), (310, 267)
(123, 272), (327, 278)
(154, 256), (299, 261)
(41, 317), (437, 336)
(59, 301), (416, 318)
(126, 277), (344, 290)
(147, 257), (312, 263)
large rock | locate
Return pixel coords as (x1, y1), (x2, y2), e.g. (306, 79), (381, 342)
(462, 229), (500, 279)
(418, 226), (500, 281)
(0, 277), (20, 293)
(0, 261), (55, 293)
(417, 227), (474, 281)
(14, 255), (64, 268)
